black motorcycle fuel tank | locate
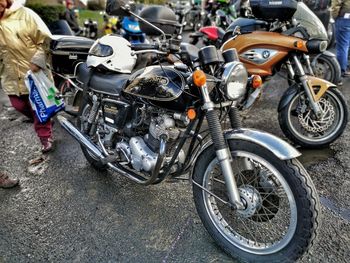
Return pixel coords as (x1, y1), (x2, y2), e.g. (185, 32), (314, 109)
(124, 65), (193, 111)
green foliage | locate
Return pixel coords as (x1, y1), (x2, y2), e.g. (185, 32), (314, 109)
(26, 3), (65, 25)
(87, 0), (105, 11)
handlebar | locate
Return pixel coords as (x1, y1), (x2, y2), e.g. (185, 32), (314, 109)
(131, 43), (159, 51)
(131, 39), (181, 55)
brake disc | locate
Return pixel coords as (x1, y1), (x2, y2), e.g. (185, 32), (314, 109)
(298, 98), (335, 133)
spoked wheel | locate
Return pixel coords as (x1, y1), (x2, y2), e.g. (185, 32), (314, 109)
(193, 140), (320, 262)
(279, 88), (348, 148)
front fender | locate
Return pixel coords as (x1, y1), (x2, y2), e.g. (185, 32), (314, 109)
(278, 75), (336, 112)
(306, 75), (336, 101)
(278, 83), (299, 112)
(194, 128), (301, 171)
(225, 128), (301, 160)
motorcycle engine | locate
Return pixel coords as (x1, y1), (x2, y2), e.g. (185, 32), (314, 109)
(117, 114), (184, 173)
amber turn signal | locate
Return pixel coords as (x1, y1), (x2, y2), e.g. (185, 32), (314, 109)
(251, 75), (263, 89)
(187, 108), (196, 120)
(294, 41), (304, 49)
(193, 70), (206, 87)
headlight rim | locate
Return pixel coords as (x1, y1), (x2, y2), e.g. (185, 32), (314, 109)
(221, 61), (248, 101)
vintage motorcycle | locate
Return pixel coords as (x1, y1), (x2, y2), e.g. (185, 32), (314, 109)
(220, 0), (348, 149)
(58, 2), (320, 262)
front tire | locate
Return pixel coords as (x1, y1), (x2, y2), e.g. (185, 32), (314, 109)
(193, 140), (320, 262)
(279, 87), (348, 148)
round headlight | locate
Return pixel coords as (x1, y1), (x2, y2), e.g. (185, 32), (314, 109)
(319, 40), (328, 52)
(222, 62), (248, 100)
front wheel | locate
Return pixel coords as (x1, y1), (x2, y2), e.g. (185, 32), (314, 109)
(193, 140), (320, 262)
(279, 87), (348, 148)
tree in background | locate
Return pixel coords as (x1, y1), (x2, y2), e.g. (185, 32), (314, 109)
(87, 0), (106, 10)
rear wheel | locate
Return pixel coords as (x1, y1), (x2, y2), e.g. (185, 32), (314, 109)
(193, 140), (319, 262)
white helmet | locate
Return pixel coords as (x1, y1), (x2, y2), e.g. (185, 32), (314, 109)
(86, 35), (137, 73)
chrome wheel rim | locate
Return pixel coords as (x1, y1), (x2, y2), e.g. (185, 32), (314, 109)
(202, 151), (297, 254)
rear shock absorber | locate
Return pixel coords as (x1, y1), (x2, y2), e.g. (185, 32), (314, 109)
(84, 94), (100, 135)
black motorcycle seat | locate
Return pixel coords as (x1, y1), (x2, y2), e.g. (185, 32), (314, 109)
(76, 62), (91, 84)
(90, 71), (130, 95)
(76, 62), (130, 95)
(180, 43), (199, 62)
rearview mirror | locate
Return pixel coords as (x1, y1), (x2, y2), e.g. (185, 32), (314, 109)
(106, 0), (130, 16)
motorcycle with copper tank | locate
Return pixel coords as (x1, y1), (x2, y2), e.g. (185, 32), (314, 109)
(57, 1), (320, 262)
(221, 0), (348, 148)
(190, 0), (340, 84)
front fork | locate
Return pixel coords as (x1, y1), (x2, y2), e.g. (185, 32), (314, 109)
(200, 84), (245, 209)
(291, 55), (323, 118)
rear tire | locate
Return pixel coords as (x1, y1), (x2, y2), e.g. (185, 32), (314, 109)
(193, 140), (320, 262)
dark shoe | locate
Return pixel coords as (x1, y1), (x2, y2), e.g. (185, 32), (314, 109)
(41, 138), (54, 153)
(0, 173), (19, 188)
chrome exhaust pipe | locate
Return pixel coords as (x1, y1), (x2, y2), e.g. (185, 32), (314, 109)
(57, 115), (105, 160)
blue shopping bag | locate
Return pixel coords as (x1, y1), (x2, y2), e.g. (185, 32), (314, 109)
(25, 70), (65, 123)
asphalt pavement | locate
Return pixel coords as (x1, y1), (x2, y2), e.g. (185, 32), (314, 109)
(0, 75), (350, 262)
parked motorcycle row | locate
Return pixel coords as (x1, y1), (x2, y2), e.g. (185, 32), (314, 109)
(47, 0), (349, 261)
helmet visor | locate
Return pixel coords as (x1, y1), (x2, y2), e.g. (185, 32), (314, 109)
(89, 43), (113, 57)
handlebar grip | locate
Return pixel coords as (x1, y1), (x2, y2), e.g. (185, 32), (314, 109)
(131, 43), (159, 51)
